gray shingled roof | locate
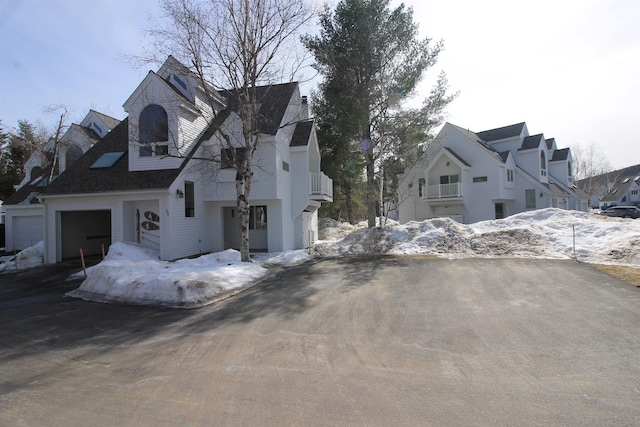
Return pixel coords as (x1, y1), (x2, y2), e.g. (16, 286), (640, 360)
(37, 77), (296, 197)
(443, 147), (471, 167)
(476, 122), (526, 142)
(545, 138), (556, 150)
(498, 151), (510, 163)
(90, 110), (121, 130)
(221, 82), (298, 135)
(40, 119), (182, 195)
(290, 120), (313, 147)
(519, 134), (544, 150)
(551, 148), (569, 161)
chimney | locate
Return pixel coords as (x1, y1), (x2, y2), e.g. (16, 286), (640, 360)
(301, 95), (309, 119)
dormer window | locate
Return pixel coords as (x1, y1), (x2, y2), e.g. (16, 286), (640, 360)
(172, 74), (188, 91)
(139, 104), (169, 157)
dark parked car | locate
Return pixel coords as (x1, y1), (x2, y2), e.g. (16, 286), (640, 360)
(600, 206), (640, 219)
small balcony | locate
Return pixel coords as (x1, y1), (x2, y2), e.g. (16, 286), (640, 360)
(310, 173), (333, 202)
(426, 183), (462, 199)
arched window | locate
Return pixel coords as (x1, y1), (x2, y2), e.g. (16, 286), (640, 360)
(30, 166), (43, 181)
(139, 104), (168, 143)
(568, 161), (572, 177)
(65, 144), (83, 167)
(540, 151), (547, 176)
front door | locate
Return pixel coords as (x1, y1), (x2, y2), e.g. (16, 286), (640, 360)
(135, 201), (160, 251)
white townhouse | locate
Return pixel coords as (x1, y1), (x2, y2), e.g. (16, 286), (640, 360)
(21, 56), (331, 263)
(599, 175), (640, 208)
(398, 122), (588, 224)
(4, 110), (120, 250)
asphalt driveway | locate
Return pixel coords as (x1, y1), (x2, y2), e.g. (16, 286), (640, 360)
(1, 257), (639, 426)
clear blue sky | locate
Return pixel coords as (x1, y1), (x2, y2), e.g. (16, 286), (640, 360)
(1, 0), (639, 170)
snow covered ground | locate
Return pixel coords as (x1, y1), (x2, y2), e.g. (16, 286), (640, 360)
(2, 208), (639, 307)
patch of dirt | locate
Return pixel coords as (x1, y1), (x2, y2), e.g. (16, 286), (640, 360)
(588, 264), (640, 287)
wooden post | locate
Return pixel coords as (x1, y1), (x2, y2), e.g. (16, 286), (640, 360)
(80, 248), (87, 278)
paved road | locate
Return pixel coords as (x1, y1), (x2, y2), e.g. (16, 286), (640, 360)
(1, 257), (639, 426)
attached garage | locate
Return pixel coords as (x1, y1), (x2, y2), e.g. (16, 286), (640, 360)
(12, 215), (44, 250)
(60, 210), (111, 260)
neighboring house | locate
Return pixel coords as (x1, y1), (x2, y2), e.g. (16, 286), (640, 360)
(574, 164), (640, 208)
(599, 175), (640, 208)
(4, 110), (120, 250)
(398, 122), (588, 224)
(32, 56), (331, 263)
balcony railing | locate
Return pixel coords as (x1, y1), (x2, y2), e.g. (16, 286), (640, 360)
(426, 183), (461, 199)
(310, 173), (333, 201)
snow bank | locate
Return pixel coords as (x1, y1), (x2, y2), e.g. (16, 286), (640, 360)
(315, 209), (640, 266)
(0, 241), (45, 272)
(68, 243), (268, 308)
(65, 208), (639, 308)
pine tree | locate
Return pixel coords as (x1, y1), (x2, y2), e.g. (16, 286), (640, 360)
(304, 0), (453, 227)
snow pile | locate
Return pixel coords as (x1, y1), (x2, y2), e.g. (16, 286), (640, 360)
(68, 242), (268, 308)
(314, 209), (640, 266)
(0, 241), (45, 272)
(63, 208), (639, 308)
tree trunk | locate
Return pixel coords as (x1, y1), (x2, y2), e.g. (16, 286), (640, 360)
(237, 177), (251, 262)
(344, 179), (354, 225)
(366, 149), (376, 228)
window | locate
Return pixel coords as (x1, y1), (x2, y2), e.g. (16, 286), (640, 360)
(92, 121), (103, 134)
(249, 206), (267, 230)
(568, 161), (572, 177)
(139, 104), (168, 157)
(440, 174), (459, 184)
(221, 147), (247, 169)
(632, 190), (638, 195)
(140, 145), (153, 157)
(66, 145), (83, 167)
(30, 166), (43, 182)
(140, 105), (168, 142)
(91, 151), (125, 169)
(184, 181), (195, 217)
(525, 189), (536, 209)
(507, 169), (514, 182)
(172, 74), (188, 91)
(473, 176), (488, 183)
(540, 151), (547, 176)
(418, 178), (425, 197)
(282, 161), (289, 172)
(155, 144), (169, 156)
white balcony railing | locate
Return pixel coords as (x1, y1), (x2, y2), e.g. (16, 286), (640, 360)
(426, 183), (461, 199)
(310, 173), (333, 200)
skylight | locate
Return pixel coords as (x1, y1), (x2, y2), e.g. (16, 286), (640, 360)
(623, 177), (630, 183)
(91, 152), (125, 169)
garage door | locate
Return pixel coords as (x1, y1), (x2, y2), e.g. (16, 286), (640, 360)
(13, 215), (44, 250)
(61, 210), (111, 260)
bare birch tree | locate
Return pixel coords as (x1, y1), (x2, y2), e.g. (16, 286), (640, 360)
(142, 0), (313, 261)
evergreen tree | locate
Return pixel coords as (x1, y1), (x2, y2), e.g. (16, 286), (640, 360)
(304, 0), (454, 227)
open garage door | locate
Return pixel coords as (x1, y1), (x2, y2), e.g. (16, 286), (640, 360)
(13, 215), (44, 250)
(61, 210), (111, 260)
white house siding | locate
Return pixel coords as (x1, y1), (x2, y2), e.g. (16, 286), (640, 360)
(125, 75), (187, 172)
(165, 175), (215, 260)
(290, 148), (309, 218)
(42, 191), (166, 263)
